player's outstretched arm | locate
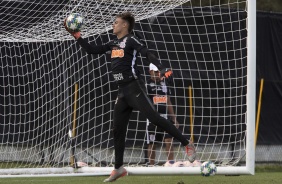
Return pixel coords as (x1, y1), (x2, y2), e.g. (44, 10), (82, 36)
(63, 18), (110, 55)
(167, 96), (179, 128)
(139, 47), (173, 82)
(131, 35), (173, 82)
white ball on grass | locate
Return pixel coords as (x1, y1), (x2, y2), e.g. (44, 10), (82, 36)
(200, 161), (217, 176)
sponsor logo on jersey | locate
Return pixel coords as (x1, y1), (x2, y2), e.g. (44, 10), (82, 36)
(113, 73), (124, 81)
(120, 42), (126, 48)
(119, 37), (127, 48)
(151, 86), (165, 92)
(150, 82), (167, 92)
(153, 95), (167, 104)
(111, 49), (124, 58)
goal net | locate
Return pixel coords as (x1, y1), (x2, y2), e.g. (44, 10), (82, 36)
(0, 0), (255, 176)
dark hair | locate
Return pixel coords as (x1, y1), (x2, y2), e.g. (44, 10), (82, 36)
(116, 12), (135, 33)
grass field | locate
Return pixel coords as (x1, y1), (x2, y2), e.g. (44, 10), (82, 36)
(0, 166), (281, 184)
(0, 172), (281, 184)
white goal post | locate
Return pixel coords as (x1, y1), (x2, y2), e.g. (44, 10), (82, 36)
(0, 0), (255, 177)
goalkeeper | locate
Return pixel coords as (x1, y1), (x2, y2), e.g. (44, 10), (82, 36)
(64, 12), (196, 182)
(146, 63), (179, 166)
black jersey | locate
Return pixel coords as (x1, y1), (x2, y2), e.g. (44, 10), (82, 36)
(109, 34), (145, 82)
(146, 78), (171, 114)
(76, 34), (163, 85)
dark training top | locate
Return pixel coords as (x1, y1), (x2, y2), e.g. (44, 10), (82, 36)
(146, 78), (171, 114)
(76, 34), (164, 85)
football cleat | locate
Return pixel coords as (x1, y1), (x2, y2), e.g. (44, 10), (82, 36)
(103, 166), (128, 182)
(185, 140), (196, 162)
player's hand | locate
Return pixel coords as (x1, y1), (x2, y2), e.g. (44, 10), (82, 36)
(160, 68), (173, 83)
(64, 18), (81, 39)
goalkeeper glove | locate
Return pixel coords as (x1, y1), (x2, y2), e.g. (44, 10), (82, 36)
(64, 18), (81, 39)
(160, 68), (173, 84)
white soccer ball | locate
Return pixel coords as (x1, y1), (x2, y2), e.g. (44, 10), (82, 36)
(200, 161), (217, 176)
(164, 160), (175, 167)
(172, 161), (185, 167)
(66, 13), (84, 32)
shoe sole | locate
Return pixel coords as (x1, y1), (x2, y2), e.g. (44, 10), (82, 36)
(104, 171), (128, 182)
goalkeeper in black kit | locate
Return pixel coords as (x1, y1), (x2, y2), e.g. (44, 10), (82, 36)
(64, 12), (196, 182)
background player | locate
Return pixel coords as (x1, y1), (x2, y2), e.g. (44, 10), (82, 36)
(146, 63), (180, 165)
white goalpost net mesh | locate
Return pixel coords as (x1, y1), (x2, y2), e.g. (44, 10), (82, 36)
(0, 0), (254, 176)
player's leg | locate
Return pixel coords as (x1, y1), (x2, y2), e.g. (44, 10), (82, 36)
(137, 95), (196, 162)
(147, 143), (156, 165)
(104, 96), (132, 182)
(126, 80), (196, 162)
(113, 97), (133, 169)
(162, 118), (174, 161)
(164, 137), (174, 161)
(146, 120), (157, 165)
(128, 87), (187, 145)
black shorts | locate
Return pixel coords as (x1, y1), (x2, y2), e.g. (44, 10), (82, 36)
(146, 116), (174, 144)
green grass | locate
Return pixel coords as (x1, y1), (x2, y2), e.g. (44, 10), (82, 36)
(255, 164), (282, 172)
(0, 172), (281, 184)
(0, 165), (281, 184)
